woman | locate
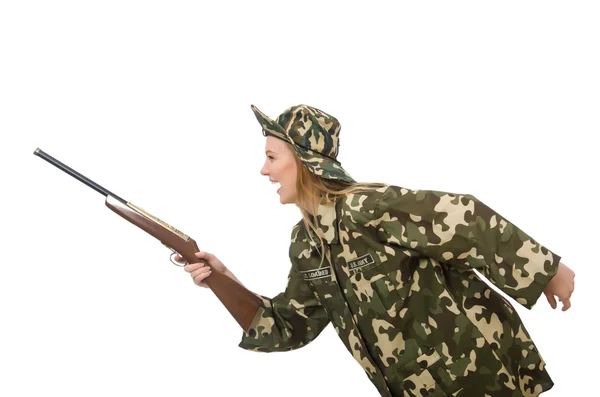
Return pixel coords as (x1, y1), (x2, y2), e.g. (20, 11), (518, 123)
(179, 104), (575, 397)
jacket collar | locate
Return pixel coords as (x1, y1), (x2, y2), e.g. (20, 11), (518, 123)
(309, 201), (339, 245)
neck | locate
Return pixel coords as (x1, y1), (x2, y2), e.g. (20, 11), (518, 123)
(296, 196), (321, 216)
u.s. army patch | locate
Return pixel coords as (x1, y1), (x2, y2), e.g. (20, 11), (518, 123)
(347, 253), (375, 270)
(300, 267), (331, 281)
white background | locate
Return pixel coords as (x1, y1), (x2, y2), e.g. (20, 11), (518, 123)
(1, 1), (598, 396)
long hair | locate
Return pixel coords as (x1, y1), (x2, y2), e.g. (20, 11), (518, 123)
(293, 154), (386, 263)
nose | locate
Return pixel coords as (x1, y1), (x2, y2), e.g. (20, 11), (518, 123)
(260, 161), (268, 176)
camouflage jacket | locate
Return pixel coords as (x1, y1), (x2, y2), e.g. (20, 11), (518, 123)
(239, 185), (560, 397)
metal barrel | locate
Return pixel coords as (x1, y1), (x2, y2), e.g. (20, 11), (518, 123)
(34, 148), (127, 204)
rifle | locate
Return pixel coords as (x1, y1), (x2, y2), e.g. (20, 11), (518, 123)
(33, 148), (261, 332)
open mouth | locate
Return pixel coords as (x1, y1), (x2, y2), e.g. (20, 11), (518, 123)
(270, 180), (281, 194)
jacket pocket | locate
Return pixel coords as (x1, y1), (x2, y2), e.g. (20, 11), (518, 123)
(349, 257), (412, 318)
(307, 276), (349, 329)
(372, 267), (412, 317)
(385, 345), (464, 397)
(348, 261), (389, 316)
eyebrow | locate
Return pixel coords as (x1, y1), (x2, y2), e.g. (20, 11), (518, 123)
(265, 150), (276, 155)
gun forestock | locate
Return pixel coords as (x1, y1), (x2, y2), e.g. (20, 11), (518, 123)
(105, 196), (193, 253)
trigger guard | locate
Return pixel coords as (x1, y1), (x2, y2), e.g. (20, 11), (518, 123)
(170, 252), (185, 267)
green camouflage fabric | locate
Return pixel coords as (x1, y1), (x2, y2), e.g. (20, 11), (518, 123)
(239, 185), (561, 396)
(251, 104), (355, 182)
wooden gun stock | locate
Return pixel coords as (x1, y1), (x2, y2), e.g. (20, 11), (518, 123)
(34, 148), (261, 333)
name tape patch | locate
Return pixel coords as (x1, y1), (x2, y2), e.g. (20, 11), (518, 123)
(347, 253), (375, 270)
(300, 268), (331, 281)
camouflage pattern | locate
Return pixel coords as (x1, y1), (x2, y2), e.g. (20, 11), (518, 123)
(239, 185), (561, 396)
(251, 104), (355, 182)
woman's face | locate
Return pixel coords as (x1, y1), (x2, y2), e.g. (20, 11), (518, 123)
(260, 136), (298, 205)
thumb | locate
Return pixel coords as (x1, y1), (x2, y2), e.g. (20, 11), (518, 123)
(544, 291), (557, 310)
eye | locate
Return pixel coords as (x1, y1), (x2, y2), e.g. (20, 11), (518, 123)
(267, 155), (275, 160)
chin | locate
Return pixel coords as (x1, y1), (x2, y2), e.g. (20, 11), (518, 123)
(279, 195), (296, 205)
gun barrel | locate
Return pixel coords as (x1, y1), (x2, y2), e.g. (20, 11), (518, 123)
(34, 148), (127, 204)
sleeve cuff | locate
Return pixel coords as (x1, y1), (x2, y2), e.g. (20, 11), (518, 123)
(517, 251), (561, 310)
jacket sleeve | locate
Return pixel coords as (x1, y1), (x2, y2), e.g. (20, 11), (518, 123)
(238, 265), (330, 352)
(374, 185), (561, 309)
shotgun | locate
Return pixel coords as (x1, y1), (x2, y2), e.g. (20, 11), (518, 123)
(33, 148), (261, 332)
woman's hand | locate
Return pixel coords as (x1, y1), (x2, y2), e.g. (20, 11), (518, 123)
(543, 262), (576, 311)
(175, 251), (228, 289)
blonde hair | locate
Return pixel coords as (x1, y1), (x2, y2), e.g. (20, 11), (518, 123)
(293, 154), (386, 263)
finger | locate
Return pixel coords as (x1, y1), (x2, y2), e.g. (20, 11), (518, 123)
(190, 266), (211, 279)
(560, 289), (574, 300)
(195, 251), (214, 261)
(174, 255), (188, 265)
(184, 263), (203, 273)
(193, 270), (212, 286)
(544, 291), (557, 310)
(561, 298), (571, 311)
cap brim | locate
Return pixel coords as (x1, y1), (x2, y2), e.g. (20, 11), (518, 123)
(294, 146), (355, 182)
(250, 105), (291, 144)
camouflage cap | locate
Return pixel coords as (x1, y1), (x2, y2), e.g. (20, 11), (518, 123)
(251, 104), (355, 182)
